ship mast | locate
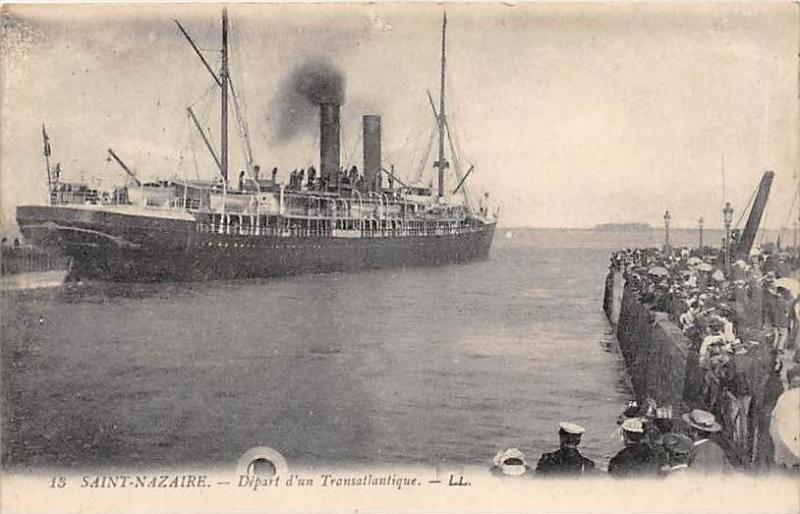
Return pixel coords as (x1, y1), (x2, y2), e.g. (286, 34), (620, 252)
(175, 9), (229, 184)
(220, 8), (229, 185)
(434, 13), (448, 198)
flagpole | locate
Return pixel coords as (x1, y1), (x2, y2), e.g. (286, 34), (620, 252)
(42, 124), (53, 195)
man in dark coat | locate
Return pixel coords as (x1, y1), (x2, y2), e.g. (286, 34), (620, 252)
(660, 433), (696, 478)
(682, 409), (729, 473)
(536, 422), (596, 476)
(608, 418), (660, 477)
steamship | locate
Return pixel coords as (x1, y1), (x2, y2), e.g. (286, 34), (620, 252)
(16, 10), (496, 283)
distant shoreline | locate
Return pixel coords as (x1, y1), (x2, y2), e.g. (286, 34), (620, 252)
(593, 222), (652, 231)
(498, 225), (783, 232)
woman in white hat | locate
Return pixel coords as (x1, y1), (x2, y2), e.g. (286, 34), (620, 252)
(682, 409), (729, 473)
(490, 448), (533, 477)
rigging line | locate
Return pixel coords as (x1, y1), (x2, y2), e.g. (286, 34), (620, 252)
(414, 124), (437, 184)
(188, 124), (201, 180)
(451, 114), (470, 166)
(445, 119), (471, 210)
(444, 67), (468, 159)
(228, 76), (254, 172)
(227, 23), (255, 172)
(344, 127), (363, 170)
(188, 81), (218, 109)
(779, 189), (798, 233)
(234, 20), (273, 152)
(732, 181), (759, 230)
(776, 189), (798, 244)
(383, 126), (422, 174)
(195, 87), (218, 149)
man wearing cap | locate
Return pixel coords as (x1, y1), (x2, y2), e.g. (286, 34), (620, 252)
(608, 418), (659, 477)
(535, 422), (596, 476)
(682, 409), (729, 473)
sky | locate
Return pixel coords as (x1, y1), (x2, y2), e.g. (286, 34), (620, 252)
(1, 2), (798, 232)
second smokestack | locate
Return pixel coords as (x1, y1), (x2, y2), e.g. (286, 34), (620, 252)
(363, 115), (381, 192)
(320, 103), (340, 187)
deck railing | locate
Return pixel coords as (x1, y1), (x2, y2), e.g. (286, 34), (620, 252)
(195, 221), (483, 239)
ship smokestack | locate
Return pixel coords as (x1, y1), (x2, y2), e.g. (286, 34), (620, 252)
(320, 103), (340, 187)
(362, 115), (381, 192)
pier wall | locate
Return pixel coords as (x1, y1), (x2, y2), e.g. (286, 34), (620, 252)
(603, 271), (770, 467)
(611, 271), (688, 408)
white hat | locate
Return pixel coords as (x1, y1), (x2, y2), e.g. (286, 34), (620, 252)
(621, 418), (645, 433)
(492, 448), (527, 476)
(558, 422), (585, 435)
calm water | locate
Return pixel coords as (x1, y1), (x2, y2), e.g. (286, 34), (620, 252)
(2, 228), (712, 471)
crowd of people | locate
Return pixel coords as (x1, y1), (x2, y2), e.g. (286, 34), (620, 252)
(238, 164), (392, 193)
(489, 244), (799, 479)
(611, 245), (799, 391)
(491, 399), (791, 478)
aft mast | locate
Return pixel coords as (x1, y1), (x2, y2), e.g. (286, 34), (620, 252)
(434, 13), (448, 198)
(220, 8), (229, 185)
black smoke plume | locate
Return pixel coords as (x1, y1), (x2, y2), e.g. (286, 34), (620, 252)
(271, 57), (346, 141)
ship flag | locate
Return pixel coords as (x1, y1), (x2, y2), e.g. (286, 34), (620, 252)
(42, 124), (51, 157)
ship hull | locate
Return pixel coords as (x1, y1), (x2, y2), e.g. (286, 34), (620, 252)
(17, 205), (496, 282)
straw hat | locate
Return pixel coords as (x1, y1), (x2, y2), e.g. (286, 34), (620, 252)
(621, 418), (645, 434)
(682, 409), (722, 433)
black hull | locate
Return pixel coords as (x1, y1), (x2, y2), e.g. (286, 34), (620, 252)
(17, 206), (496, 282)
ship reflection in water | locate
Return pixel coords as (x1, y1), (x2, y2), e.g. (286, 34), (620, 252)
(0, 228), (664, 471)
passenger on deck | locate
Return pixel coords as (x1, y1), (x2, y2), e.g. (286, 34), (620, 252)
(271, 167), (278, 184)
(307, 166), (317, 189)
(608, 418), (659, 478)
(238, 170), (246, 191)
(289, 169), (297, 190)
(535, 422), (596, 477)
(298, 169), (306, 191)
(253, 165), (261, 181)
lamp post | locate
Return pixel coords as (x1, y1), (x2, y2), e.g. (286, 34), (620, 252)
(723, 202), (733, 272)
(698, 217), (704, 250)
(663, 210), (671, 252)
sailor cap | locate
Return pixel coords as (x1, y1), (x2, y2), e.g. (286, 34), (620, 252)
(558, 422), (585, 435)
